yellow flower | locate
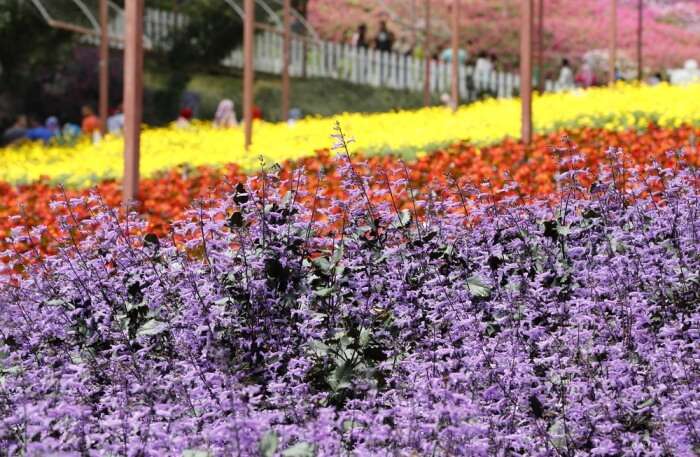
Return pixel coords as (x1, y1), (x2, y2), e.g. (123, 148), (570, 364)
(2, 82), (699, 187)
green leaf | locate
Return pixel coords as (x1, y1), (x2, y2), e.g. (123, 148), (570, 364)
(144, 233), (160, 250)
(467, 276), (491, 298)
(636, 398), (656, 410)
(342, 419), (355, 432)
(313, 287), (334, 298)
(548, 419), (568, 452)
(136, 319), (168, 337)
(358, 327), (371, 348)
(331, 244), (344, 265)
(327, 362), (353, 392)
(182, 450), (210, 457)
(543, 220), (559, 241)
(233, 182), (249, 205)
(312, 257), (332, 273)
(46, 298), (69, 308)
(259, 430), (278, 457)
(228, 212), (244, 228)
(444, 244), (454, 257)
(282, 442), (314, 457)
(391, 209), (412, 229)
(308, 340), (329, 357)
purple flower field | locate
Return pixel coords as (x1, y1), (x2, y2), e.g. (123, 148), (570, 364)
(1, 146), (699, 456)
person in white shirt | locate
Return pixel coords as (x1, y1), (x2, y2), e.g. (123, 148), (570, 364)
(107, 104), (125, 135)
(556, 58), (575, 91)
(473, 51), (494, 90)
(213, 99), (238, 128)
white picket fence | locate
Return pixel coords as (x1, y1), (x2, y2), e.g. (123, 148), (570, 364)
(224, 33), (556, 99)
(86, 7), (556, 100)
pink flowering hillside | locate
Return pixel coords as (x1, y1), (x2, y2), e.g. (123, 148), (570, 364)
(308, 0), (700, 73)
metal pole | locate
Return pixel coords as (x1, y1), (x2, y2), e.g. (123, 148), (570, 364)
(637, 0), (643, 81)
(423, 0), (431, 107)
(520, 0), (533, 144)
(99, 0), (109, 135)
(411, 0), (417, 47)
(243, 0), (255, 150)
(450, 0), (459, 111)
(123, 0), (143, 205)
(281, 0), (291, 122)
(610, 0), (617, 84)
(536, 0), (544, 92)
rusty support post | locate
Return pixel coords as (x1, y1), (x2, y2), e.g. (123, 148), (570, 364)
(244, 0), (255, 150)
(520, 0), (533, 144)
(536, 0), (544, 92)
(282, 0), (291, 122)
(423, 0), (431, 106)
(637, 0), (643, 81)
(450, 0), (459, 111)
(609, 0), (617, 84)
(99, 0), (109, 135)
(123, 0), (144, 205)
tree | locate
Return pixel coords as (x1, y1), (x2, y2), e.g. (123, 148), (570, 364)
(0, 0), (74, 127)
(292, 0), (310, 16)
(154, 0), (246, 118)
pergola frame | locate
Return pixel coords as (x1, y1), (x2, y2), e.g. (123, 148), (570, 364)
(29, 0), (644, 204)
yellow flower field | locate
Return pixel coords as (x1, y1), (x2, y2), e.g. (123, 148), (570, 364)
(2, 82), (700, 187)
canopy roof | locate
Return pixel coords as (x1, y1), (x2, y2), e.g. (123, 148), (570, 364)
(28, 0), (319, 46)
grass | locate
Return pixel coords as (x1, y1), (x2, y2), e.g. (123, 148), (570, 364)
(144, 68), (434, 123)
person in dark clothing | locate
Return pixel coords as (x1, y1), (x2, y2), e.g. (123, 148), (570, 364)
(352, 23), (368, 49)
(374, 20), (394, 53)
(2, 115), (28, 146)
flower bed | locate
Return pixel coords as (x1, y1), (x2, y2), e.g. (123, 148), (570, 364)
(2, 83), (700, 187)
(2, 124), (698, 260)
(1, 137), (698, 454)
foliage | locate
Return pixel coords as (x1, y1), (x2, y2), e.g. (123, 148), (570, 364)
(150, 0), (246, 119)
(145, 70), (427, 123)
(2, 82), (700, 187)
(1, 133), (699, 454)
(0, 0), (74, 127)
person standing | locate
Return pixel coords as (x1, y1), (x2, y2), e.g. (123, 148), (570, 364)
(26, 116), (60, 144)
(473, 51), (494, 91)
(474, 51), (493, 74)
(556, 58), (575, 91)
(440, 42), (468, 65)
(81, 105), (102, 141)
(575, 62), (596, 88)
(175, 107), (193, 129)
(374, 20), (395, 84)
(107, 104), (125, 135)
(213, 99), (238, 128)
(352, 23), (368, 49)
(374, 20), (394, 53)
(2, 115), (28, 146)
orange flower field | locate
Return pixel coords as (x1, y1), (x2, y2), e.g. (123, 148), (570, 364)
(2, 124), (698, 263)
